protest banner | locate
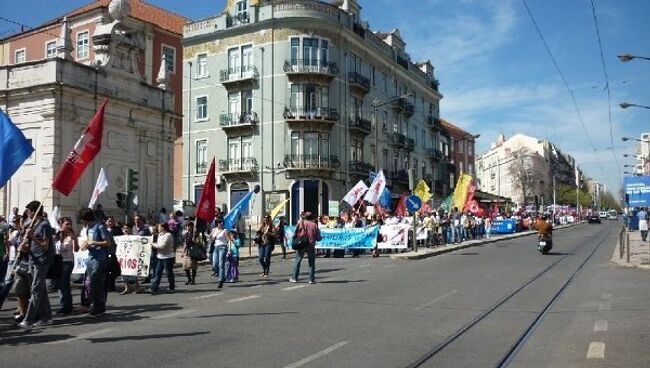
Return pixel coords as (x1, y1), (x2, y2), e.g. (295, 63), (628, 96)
(378, 224), (409, 249)
(72, 234), (88, 274)
(285, 226), (379, 249)
(416, 226), (428, 241)
(115, 235), (153, 277)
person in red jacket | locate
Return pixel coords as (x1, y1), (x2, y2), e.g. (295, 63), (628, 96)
(289, 212), (321, 284)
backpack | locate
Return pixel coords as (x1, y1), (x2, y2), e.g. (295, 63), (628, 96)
(292, 221), (310, 251)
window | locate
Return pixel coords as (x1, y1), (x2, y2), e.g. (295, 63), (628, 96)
(303, 38), (319, 66)
(46, 41), (57, 58)
(291, 132), (300, 155)
(236, 1), (248, 17)
(320, 40), (329, 64)
(77, 31), (89, 60)
(241, 45), (253, 72)
(414, 159), (419, 175)
(304, 132), (319, 156)
(383, 72), (388, 93)
(382, 111), (388, 132)
(469, 163), (474, 175)
(321, 133), (330, 158)
(242, 136), (253, 159)
(460, 162), (464, 173)
(228, 137), (240, 162)
(162, 45), (176, 74)
(351, 139), (363, 161)
(289, 84), (329, 112)
(468, 144), (473, 156)
(228, 92), (240, 117)
(382, 149), (388, 169)
(421, 162), (426, 179)
(196, 53), (208, 77)
(351, 96), (363, 119)
(14, 49), (26, 64)
(195, 96), (208, 121)
(196, 140), (208, 174)
(242, 90), (253, 113)
(371, 65), (376, 86)
(290, 38), (299, 64)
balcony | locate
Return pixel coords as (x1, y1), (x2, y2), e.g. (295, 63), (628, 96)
(427, 148), (443, 160)
(219, 158), (258, 179)
(390, 132), (406, 147)
(283, 107), (338, 130)
(196, 162), (208, 175)
(430, 79), (440, 92)
(349, 116), (371, 136)
(405, 138), (415, 151)
(219, 112), (258, 133)
(427, 116), (443, 130)
(349, 160), (373, 175)
(392, 97), (414, 117)
(283, 154), (340, 176)
(389, 170), (409, 184)
(226, 12), (250, 28)
(348, 71), (370, 95)
(284, 59), (338, 82)
(219, 65), (258, 89)
(352, 21), (366, 38)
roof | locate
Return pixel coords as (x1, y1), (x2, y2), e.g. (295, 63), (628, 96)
(439, 118), (474, 138)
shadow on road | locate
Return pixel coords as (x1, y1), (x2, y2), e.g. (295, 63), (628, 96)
(88, 331), (210, 343)
(318, 280), (366, 284)
(191, 311), (298, 319)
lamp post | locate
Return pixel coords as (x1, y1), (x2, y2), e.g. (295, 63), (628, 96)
(618, 53), (650, 62)
(187, 61), (193, 202)
(620, 102), (650, 110)
(622, 137), (650, 175)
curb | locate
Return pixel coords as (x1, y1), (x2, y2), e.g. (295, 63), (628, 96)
(390, 222), (581, 260)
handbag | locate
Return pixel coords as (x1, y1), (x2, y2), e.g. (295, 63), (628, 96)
(189, 245), (208, 261)
(292, 222), (310, 251)
(108, 254), (122, 278)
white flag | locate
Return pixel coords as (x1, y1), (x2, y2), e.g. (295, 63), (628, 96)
(342, 180), (369, 206)
(575, 163), (579, 187)
(88, 167), (109, 209)
(133, 194), (138, 207)
(363, 170), (387, 205)
(51, 206), (61, 231)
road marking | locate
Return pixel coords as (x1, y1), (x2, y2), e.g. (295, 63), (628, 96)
(152, 309), (197, 320)
(227, 295), (260, 303)
(282, 285), (307, 291)
(46, 328), (114, 345)
(283, 341), (349, 368)
(586, 342), (605, 359)
(598, 301), (611, 312)
(192, 293), (222, 300)
(602, 293), (612, 300)
(414, 290), (459, 310)
(594, 320), (608, 332)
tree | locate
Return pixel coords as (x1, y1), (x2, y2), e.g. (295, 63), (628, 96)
(600, 191), (622, 211)
(508, 149), (537, 204)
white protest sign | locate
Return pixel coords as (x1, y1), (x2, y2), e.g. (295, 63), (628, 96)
(416, 227), (428, 241)
(378, 224), (409, 249)
(115, 235), (153, 277)
(72, 233), (88, 274)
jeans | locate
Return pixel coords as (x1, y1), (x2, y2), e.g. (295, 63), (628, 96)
(58, 261), (74, 313)
(211, 245), (227, 282)
(151, 257), (175, 292)
(25, 262), (52, 324)
(86, 257), (108, 312)
(148, 253), (158, 280)
(453, 226), (462, 243)
(293, 247), (316, 282)
(0, 256), (8, 284)
(258, 244), (273, 274)
(641, 230), (648, 242)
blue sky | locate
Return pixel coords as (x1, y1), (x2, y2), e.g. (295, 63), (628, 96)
(1, 0), (649, 195)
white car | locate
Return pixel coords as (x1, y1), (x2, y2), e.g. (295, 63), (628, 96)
(173, 199), (196, 218)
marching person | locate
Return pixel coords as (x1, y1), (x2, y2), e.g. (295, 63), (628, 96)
(209, 219), (228, 288)
(289, 212), (321, 284)
(182, 222), (198, 285)
(256, 214), (277, 278)
(78, 207), (111, 316)
(54, 217), (78, 315)
(149, 223), (175, 295)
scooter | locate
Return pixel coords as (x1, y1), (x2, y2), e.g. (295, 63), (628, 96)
(538, 234), (553, 255)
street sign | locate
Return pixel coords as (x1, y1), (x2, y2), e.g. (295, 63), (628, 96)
(406, 195), (422, 212)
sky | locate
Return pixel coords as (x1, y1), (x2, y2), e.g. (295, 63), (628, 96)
(1, 0), (649, 196)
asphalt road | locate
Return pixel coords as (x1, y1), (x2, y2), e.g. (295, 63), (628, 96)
(1, 221), (648, 368)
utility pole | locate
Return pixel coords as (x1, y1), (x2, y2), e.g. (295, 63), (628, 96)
(187, 61), (193, 202)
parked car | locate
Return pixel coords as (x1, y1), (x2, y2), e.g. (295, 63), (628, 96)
(173, 199), (196, 218)
(598, 211), (608, 218)
(588, 215), (601, 224)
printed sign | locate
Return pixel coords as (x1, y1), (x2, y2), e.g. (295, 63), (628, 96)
(285, 226), (379, 249)
(115, 235), (153, 277)
(378, 224), (410, 249)
(328, 200), (340, 217)
(490, 219), (517, 234)
(416, 227), (428, 241)
(624, 176), (650, 206)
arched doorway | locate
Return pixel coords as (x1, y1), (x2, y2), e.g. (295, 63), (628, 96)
(290, 180), (330, 224)
(229, 182), (250, 216)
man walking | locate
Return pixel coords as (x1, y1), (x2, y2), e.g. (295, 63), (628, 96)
(638, 207), (648, 242)
(290, 212), (321, 284)
(79, 207), (111, 316)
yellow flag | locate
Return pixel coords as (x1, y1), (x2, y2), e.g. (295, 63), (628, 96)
(270, 198), (290, 220)
(452, 174), (473, 210)
(414, 180), (432, 203)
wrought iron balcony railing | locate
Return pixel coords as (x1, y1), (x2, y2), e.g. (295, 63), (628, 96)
(348, 71), (370, 92)
(349, 116), (371, 133)
(219, 112), (259, 128)
(283, 107), (339, 122)
(218, 157), (258, 173)
(283, 59), (338, 76)
(219, 65), (259, 83)
(283, 154), (340, 170)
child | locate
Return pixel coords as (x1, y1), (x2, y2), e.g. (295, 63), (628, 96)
(226, 230), (241, 283)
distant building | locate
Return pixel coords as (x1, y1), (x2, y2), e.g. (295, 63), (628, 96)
(0, 0), (181, 218)
(439, 118), (477, 187)
(182, 0), (447, 223)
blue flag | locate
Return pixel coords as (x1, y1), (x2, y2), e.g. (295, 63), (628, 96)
(223, 191), (254, 230)
(369, 171), (377, 182)
(379, 188), (392, 208)
(0, 110), (34, 188)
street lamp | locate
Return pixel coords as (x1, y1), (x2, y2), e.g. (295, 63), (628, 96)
(621, 136), (650, 143)
(620, 102), (650, 110)
(618, 53), (650, 62)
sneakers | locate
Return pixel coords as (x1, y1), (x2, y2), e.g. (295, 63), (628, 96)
(34, 319), (53, 327)
(88, 309), (105, 317)
(217, 281), (223, 289)
(289, 278), (297, 283)
(308, 280), (316, 284)
(18, 321), (32, 331)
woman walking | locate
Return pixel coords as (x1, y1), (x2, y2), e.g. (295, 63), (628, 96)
(209, 220), (228, 288)
(55, 217), (78, 314)
(256, 215), (277, 278)
(149, 223), (175, 294)
(182, 222), (198, 285)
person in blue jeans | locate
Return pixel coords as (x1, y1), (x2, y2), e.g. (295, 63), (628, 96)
(209, 220), (229, 288)
(256, 215), (277, 279)
(55, 217), (78, 314)
(290, 212), (321, 284)
(79, 207), (111, 316)
(150, 223), (175, 294)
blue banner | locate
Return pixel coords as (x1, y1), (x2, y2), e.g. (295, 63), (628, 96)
(285, 225), (379, 249)
(490, 219), (517, 234)
(624, 176), (650, 207)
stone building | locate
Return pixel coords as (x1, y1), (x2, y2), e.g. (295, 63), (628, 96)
(0, 0), (180, 219)
(182, 0), (451, 223)
(439, 118), (477, 188)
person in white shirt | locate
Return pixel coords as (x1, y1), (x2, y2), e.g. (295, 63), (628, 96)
(149, 223), (175, 295)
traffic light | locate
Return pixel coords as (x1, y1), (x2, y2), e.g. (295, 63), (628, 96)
(116, 192), (127, 210)
(126, 168), (139, 192)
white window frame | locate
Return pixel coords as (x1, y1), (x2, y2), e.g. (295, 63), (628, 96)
(290, 36), (333, 66)
(14, 48), (26, 64)
(195, 95), (209, 122)
(45, 40), (57, 58)
(162, 44), (176, 74)
(195, 139), (208, 174)
(76, 31), (89, 60)
(196, 53), (208, 78)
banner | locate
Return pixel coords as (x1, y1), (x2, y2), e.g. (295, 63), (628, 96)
(115, 235), (153, 277)
(416, 226), (428, 241)
(342, 180), (369, 206)
(364, 170), (386, 204)
(624, 176), (650, 207)
(196, 158), (216, 222)
(0, 109), (35, 188)
(490, 219), (517, 234)
(285, 225), (379, 249)
(378, 224), (409, 249)
(72, 250), (89, 274)
(453, 174), (474, 210)
(414, 180), (432, 203)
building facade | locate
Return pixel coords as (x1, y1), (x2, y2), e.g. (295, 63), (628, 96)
(0, 0), (188, 200)
(182, 0), (448, 223)
(439, 118), (477, 188)
(0, 0), (180, 219)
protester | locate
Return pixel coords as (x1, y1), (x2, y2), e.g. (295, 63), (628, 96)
(638, 207), (648, 242)
(209, 219), (228, 288)
(149, 223), (175, 295)
(484, 216), (492, 239)
(54, 217), (78, 314)
(226, 230), (241, 283)
(256, 214), (277, 278)
(182, 222), (198, 285)
(290, 212), (321, 284)
(78, 207), (110, 316)
(277, 216), (287, 259)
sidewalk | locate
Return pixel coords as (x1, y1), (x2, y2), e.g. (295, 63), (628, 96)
(390, 222), (580, 260)
(611, 229), (650, 270)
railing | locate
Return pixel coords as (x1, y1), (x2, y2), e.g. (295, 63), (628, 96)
(405, 137), (415, 150)
(219, 157), (258, 173)
(428, 115), (443, 129)
(196, 162), (208, 175)
(391, 132), (406, 146)
(393, 97), (414, 116)
(284, 154), (339, 169)
(226, 12), (250, 28)
(349, 116), (371, 132)
(352, 22), (366, 38)
(348, 71), (370, 91)
(283, 59), (338, 76)
(219, 112), (259, 128)
(427, 148), (443, 159)
(219, 65), (258, 82)
(389, 170), (409, 182)
(349, 160), (373, 173)
(283, 107), (339, 122)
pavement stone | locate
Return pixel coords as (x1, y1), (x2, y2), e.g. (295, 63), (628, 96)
(611, 228), (650, 269)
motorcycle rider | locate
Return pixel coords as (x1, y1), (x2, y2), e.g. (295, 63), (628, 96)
(536, 215), (553, 253)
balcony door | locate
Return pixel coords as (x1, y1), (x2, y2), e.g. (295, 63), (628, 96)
(304, 132), (319, 161)
(241, 45), (253, 74)
(228, 138), (240, 170)
(303, 38), (319, 67)
(228, 92), (240, 122)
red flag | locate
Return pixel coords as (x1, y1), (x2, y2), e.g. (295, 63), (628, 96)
(196, 158), (216, 222)
(52, 99), (108, 196)
(395, 193), (408, 217)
